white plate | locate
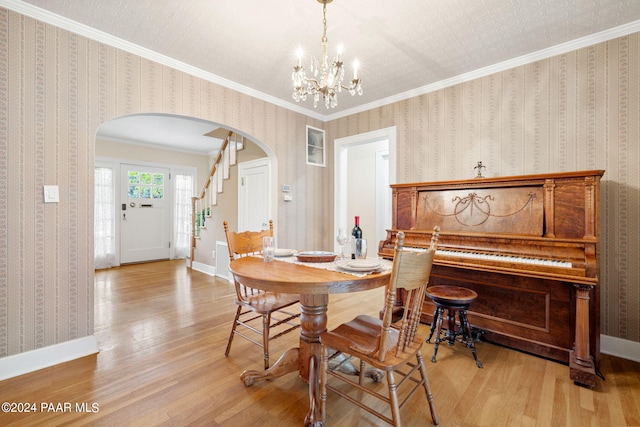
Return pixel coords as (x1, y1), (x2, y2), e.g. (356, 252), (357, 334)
(274, 248), (296, 257)
(337, 260), (382, 272)
(347, 260), (380, 269)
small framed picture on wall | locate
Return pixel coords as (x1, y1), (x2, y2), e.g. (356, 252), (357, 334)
(306, 125), (326, 167)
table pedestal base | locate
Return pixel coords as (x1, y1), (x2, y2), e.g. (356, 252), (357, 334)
(240, 347), (300, 386)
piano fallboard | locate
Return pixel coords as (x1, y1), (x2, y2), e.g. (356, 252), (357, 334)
(380, 170), (604, 387)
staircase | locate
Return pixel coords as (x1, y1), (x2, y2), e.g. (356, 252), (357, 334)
(188, 130), (243, 267)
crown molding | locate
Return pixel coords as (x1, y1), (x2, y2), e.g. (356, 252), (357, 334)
(3, 0), (639, 123)
(0, 0), (327, 121)
(325, 20), (640, 121)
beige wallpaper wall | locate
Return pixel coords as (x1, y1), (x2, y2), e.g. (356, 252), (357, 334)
(0, 7), (638, 362)
(327, 34), (640, 343)
(0, 8), (327, 358)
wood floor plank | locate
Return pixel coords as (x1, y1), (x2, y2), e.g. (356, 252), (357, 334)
(1, 260), (639, 426)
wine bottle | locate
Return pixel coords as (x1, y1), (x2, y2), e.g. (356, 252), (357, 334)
(351, 216), (362, 259)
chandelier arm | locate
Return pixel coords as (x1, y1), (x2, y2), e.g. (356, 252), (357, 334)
(307, 78), (322, 91)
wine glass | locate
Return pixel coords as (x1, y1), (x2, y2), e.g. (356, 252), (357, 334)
(336, 228), (349, 260)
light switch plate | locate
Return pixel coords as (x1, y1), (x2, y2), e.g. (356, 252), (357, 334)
(43, 185), (59, 203)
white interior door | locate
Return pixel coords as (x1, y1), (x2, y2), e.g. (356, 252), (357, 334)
(120, 164), (171, 263)
(238, 158), (271, 232)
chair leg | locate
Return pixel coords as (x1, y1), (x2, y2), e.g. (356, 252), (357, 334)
(426, 306), (442, 343)
(319, 346), (328, 423)
(459, 309), (483, 368)
(225, 306), (242, 357)
(430, 307), (444, 363)
(417, 351), (439, 426)
(386, 370), (401, 427)
(263, 313), (271, 369)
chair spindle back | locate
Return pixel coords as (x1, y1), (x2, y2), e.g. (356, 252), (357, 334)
(379, 227), (440, 361)
(223, 220), (274, 300)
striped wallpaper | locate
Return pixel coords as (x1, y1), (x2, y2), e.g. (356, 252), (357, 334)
(0, 8), (638, 362)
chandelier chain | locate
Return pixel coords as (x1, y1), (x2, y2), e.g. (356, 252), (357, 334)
(322, 2), (328, 44)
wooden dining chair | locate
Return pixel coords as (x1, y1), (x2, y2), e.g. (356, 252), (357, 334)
(223, 220), (301, 369)
(318, 228), (440, 426)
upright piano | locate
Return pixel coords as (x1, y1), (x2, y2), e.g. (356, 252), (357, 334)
(378, 170), (604, 387)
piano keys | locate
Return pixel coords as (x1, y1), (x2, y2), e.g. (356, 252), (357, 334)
(378, 170), (604, 388)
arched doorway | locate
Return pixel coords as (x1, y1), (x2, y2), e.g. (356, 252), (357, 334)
(94, 113), (277, 268)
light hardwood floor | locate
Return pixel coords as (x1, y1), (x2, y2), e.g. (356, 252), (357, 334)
(1, 260), (639, 426)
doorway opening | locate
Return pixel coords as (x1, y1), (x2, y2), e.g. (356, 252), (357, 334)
(334, 126), (397, 253)
(94, 113), (278, 269)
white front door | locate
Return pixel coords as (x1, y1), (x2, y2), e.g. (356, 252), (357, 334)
(238, 158), (271, 232)
(120, 164), (171, 263)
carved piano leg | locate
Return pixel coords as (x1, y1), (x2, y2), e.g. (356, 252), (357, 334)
(570, 283), (596, 388)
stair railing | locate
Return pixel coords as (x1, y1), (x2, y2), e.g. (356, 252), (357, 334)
(189, 130), (235, 266)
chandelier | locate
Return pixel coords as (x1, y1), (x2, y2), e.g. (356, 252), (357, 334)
(291, 0), (362, 108)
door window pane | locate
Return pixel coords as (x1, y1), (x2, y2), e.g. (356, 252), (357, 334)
(128, 171), (140, 185)
(128, 185), (139, 198)
(140, 172), (152, 185)
(127, 170), (164, 199)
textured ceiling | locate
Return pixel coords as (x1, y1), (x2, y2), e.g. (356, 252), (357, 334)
(5, 0), (640, 153)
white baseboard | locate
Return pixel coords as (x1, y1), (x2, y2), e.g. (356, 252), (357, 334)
(601, 334), (640, 362)
(190, 260), (216, 276)
(0, 336), (98, 381)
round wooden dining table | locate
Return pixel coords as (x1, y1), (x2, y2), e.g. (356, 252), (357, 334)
(228, 255), (391, 425)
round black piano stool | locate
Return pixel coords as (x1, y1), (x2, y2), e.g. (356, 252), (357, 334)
(425, 285), (483, 368)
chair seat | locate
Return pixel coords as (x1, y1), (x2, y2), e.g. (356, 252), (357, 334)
(321, 315), (425, 370)
(238, 292), (299, 313)
(426, 285), (477, 305)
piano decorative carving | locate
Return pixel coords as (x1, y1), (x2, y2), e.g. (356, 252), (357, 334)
(379, 170), (604, 388)
(418, 187), (543, 234)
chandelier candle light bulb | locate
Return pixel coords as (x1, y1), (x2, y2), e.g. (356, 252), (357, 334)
(291, 0), (363, 108)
